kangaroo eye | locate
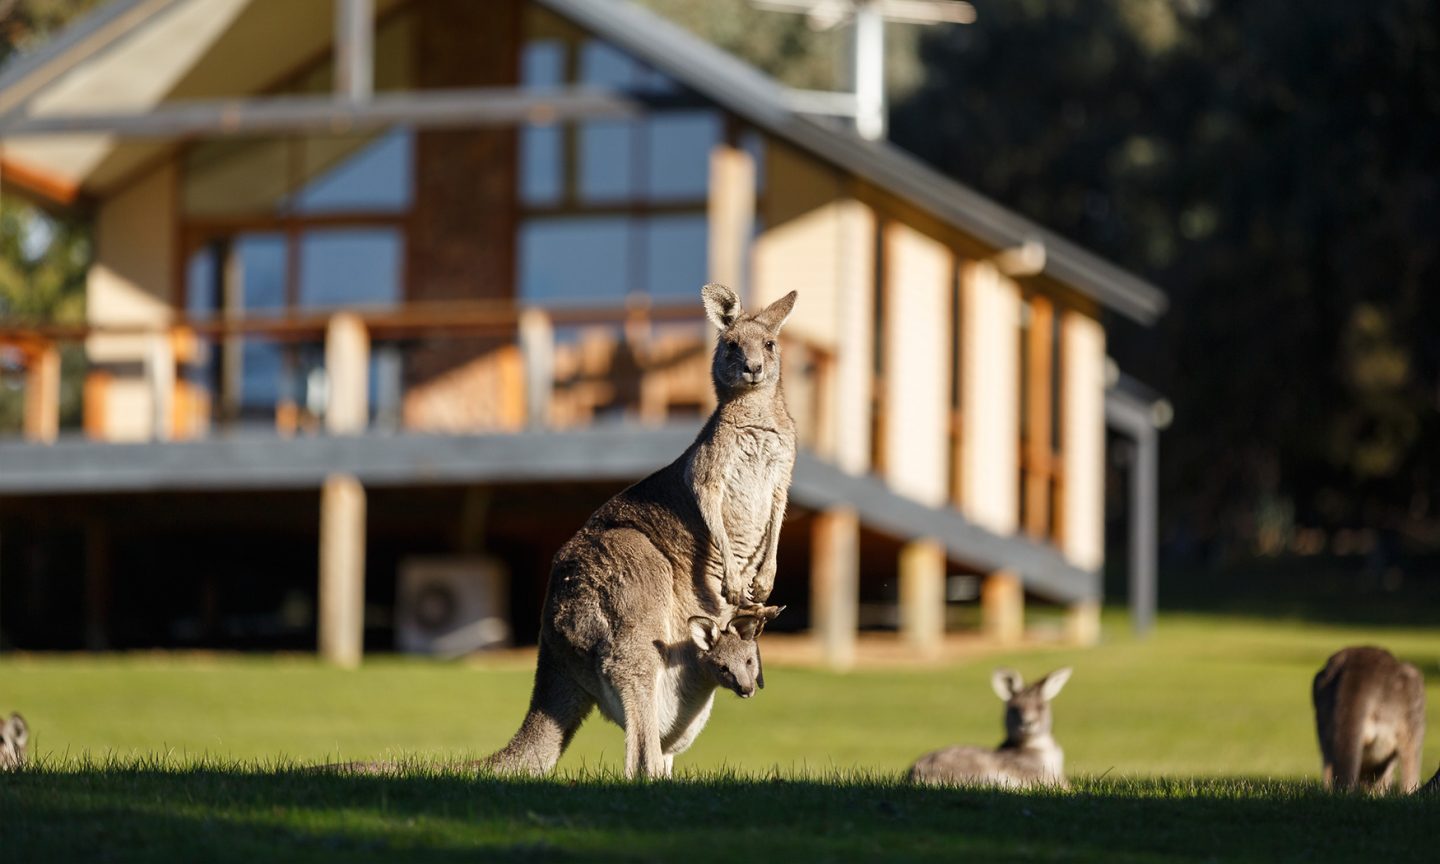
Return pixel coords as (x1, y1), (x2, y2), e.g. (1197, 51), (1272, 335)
(764, 340), (776, 352)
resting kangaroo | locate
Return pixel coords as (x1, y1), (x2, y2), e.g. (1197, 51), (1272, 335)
(0, 712), (28, 769)
(487, 284), (798, 778)
(909, 668), (1073, 788)
(1313, 645), (1425, 793)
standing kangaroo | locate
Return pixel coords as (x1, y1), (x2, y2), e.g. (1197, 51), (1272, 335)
(487, 284), (798, 778)
(909, 668), (1073, 789)
(1313, 645), (1425, 793)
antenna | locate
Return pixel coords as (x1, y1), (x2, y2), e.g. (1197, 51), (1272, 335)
(752, 0), (975, 141)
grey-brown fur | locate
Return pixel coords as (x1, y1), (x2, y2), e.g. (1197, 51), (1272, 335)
(908, 668), (1072, 789)
(1313, 645), (1425, 793)
(486, 285), (798, 778)
(1, 712), (28, 769)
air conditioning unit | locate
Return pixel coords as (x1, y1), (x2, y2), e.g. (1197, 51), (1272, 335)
(396, 556), (511, 656)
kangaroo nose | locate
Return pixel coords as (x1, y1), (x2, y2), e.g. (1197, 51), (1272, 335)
(745, 361), (763, 375)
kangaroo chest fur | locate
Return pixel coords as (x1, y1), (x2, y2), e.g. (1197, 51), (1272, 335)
(719, 425), (791, 566)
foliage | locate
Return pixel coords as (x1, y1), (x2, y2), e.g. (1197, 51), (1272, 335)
(884, 0), (1440, 558)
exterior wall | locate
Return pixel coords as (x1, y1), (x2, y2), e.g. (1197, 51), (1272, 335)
(958, 260), (1020, 534)
(86, 164), (177, 441)
(881, 222), (952, 507)
(752, 142), (874, 474)
(1061, 310), (1107, 570)
(403, 0), (521, 430)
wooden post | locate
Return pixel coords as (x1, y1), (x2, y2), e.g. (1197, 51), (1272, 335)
(319, 473), (366, 668)
(1065, 598), (1101, 646)
(1023, 296), (1054, 538)
(811, 508), (859, 671)
(144, 330), (175, 441)
(898, 538), (945, 658)
(23, 342), (60, 443)
(518, 307), (554, 428)
(981, 569), (1023, 646)
(325, 312), (370, 434)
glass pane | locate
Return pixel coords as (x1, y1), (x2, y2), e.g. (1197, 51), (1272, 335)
(644, 215), (707, 298)
(293, 129), (412, 214)
(579, 120), (635, 201)
(522, 40), (565, 86)
(646, 111), (720, 201)
(234, 234), (286, 409)
(580, 41), (638, 86)
(298, 228), (404, 309)
(521, 125), (563, 205)
(519, 217), (634, 303)
(185, 245), (219, 316)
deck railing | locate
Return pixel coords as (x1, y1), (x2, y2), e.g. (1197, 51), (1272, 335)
(0, 300), (836, 455)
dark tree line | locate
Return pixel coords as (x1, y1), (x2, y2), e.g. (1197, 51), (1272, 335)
(891, 0), (1440, 561)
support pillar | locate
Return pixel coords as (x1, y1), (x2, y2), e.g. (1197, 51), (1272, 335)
(898, 538), (945, 658)
(319, 473), (366, 668)
(23, 342), (60, 443)
(811, 508), (859, 671)
(325, 312), (370, 434)
(981, 569), (1023, 646)
(1065, 599), (1101, 647)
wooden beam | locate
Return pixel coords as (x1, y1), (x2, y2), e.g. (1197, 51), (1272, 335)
(981, 569), (1023, 646)
(0, 88), (640, 138)
(898, 538), (944, 658)
(811, 507), (859, 671)
(318, 473), (366, 668)
(22, 342), (60, 443)
(0, 156), (85, 206)
(334, 0), (374, 102)
(324, 313), (370, 434)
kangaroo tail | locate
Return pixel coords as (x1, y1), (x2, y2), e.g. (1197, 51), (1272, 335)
(481, 640), (592, 776)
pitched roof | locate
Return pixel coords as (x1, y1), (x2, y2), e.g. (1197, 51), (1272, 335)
(537, 0), (1166, 324)
(0, 0), (1167, 323)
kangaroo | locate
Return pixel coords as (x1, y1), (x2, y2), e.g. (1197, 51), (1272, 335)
(1, 712), (28, 769)
(909, 668), (1073, 789)
(1422, 764), (1440, 795)
(487, 284), (798, 778)
(1313, 645), (1425, 793)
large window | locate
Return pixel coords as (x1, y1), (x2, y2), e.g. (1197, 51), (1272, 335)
(516, 29), (721, 305)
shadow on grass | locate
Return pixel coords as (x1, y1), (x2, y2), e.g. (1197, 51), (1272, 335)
(4, 764), (1436, 863)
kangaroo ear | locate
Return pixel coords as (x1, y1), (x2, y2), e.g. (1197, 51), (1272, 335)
(991, 668), (1023, 701)
(689, 616), (721, 651)
(754, 291), (797, 332)
(6, 713), (27, 748)
(757, 644), (766, 690)
(729, 614), (762, 641)
(1039, 667), (1072, 701)
(752, 604), (785, 635)
(701, 283), (743, 330)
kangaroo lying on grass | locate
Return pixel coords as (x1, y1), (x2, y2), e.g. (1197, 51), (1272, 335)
(1313, 645), (1425, 793)
(487, 284), (799, 779)
(1, 712), (28, 769)
(908, 668), (1072, 789)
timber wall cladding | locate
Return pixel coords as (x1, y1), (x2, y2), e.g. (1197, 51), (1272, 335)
(752, 142), (875, 475)
(403, 0), (522, 432)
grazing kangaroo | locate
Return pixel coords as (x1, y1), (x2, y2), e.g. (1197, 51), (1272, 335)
(487, 284), (798, 778)
(1313, 645), (1425, 793)
(1, 712), (28, 769)
(909, 668), (1073, 789)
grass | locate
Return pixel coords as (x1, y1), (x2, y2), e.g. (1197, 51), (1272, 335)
(3, 612), (1439, 861)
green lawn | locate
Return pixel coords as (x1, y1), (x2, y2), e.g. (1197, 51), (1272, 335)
(3, 613), (1438, 862)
